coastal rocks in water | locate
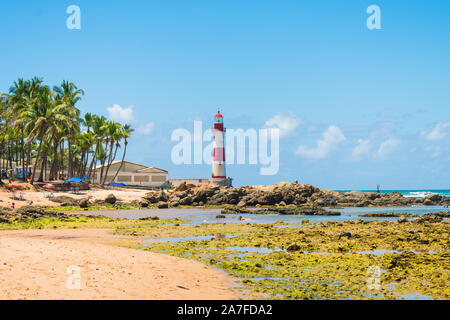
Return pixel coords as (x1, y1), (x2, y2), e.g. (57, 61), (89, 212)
(139, 216), (159, 221)
(157, 201), (169, 209)
(221, 206), (340, 216)
(215, 214), (226, 219)
(388, 251), (416, 269)
(397, 216), (408, 223)
(221, 206), (250, 214)
(337, 232), (352, 239)
(0, 206), (66, 223)
(286, 244), (302, 252)
(412, 214), (443, 224)
(173, 182), (195, 192)
(79, 198), (90, 208)
(359, 212), (417, 218)
(142, 191), (167, 204)
(50, 196), (79, 206)
(138, 200), (149, 207)
(423, 211), (450, 218)
(157, 181), (449, 208)
(105, 194), (117, 205)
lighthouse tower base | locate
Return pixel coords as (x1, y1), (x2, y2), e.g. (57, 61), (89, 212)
(209, 177), (233, 187)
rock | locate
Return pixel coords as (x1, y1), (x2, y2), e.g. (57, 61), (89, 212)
(412, 214), (443, 224)
(157, 201), (168, 209)
(50, 196), (79, 206)
(425, 194), (443, 202)
(169, 201), (180, 207)
(237, 201), (246, 207)
(213, 234), (226, 239)
(179, 195), (193, 206)
(174, 182), (189, 192)
(0, 206), (65, 223)
(397, 216), (408, 223)
(79, 198), (90, 208)
(139, 200), (149, 208)
(337, 232), (352, 239)
(301, 219), (309, 225)
(139, 216), (159, 221)
(388, 251), (415, 269)
(286, 244), (302, 251)
(216, 214), (226, 219)
(221, 206), (251, 214)
(105, 194), (117, 205)
(278, 201), (286, 206)
(360, 212), (416, 218)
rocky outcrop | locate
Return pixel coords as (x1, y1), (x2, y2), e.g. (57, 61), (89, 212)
(138, 181), (450, 209)
(359, 212), (417, 218)
(50, 196), (79, 206)
(411, 213), (444, 224)
(221, 206), (340, 216)
(0, 206), (66, 223)
(104, 194), (117, 205)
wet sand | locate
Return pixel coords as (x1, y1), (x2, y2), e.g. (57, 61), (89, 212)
(0, 229), (238, 300)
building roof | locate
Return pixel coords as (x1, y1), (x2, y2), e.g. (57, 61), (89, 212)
(94, 160), (168, 173)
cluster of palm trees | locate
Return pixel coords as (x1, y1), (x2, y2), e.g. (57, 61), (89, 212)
(0, 77), (133, 185)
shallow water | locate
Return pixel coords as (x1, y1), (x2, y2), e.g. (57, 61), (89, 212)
(145, 234), (238, 242)
(226, 246), (285, 254)
(79, 205), (450, 225)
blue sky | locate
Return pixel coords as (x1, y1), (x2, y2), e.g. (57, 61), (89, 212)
(1, 0), (449, 189)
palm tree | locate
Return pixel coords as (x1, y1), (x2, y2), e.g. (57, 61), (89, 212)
(101, 121), (123, 184)
(111, 124), (134, 182)
(1, 78), (133, 185)
(54, 81), (83, 178)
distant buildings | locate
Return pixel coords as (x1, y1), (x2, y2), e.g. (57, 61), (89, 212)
(93, 161), (168, 187)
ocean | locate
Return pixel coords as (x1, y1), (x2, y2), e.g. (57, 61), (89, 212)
(335, 189), (450, 198)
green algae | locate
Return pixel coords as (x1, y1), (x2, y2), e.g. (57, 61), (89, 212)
(0, 215), (185, 230)
(143, 220), (449, 300)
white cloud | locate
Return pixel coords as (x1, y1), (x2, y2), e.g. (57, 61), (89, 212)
(296, 125), (345, 159)
(136, 122), (155, 135)
(375, 137), (401, 160)
(421, 122), (450, 141)
(265, 112), (301, 138)
(107, 104), (136, 124)
(351, 139), (371, 160)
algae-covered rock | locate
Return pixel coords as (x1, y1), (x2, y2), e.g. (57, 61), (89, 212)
(157, 201), (169, 209)
(105, 194), (117, 205)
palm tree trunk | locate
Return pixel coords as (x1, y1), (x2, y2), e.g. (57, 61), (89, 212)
(31, 130), (45, 185)
(112, 141), (127, 182)
(101, 141), (115, 185)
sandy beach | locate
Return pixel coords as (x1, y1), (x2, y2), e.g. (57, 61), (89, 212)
(0, 228), (238, 300)
(0, 187), (148, 209)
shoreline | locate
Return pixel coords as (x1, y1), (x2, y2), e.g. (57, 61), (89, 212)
(0, 182), (448, 300)
(0, 228), (240, 300)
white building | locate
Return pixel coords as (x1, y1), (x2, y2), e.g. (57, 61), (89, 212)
(93, 161), (168, 187)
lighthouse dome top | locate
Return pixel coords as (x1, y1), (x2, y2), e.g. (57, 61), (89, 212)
(215, 110), (223, 118)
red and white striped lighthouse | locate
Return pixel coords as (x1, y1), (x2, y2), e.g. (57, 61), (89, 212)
(212, 110), (226, 183)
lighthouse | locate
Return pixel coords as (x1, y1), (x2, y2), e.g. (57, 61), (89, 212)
(211, 110), (231, 186)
